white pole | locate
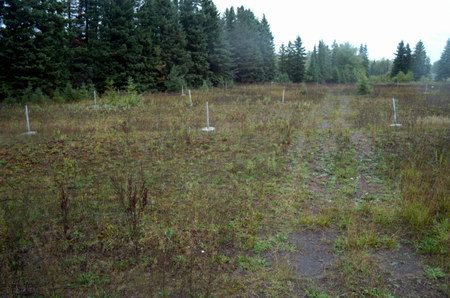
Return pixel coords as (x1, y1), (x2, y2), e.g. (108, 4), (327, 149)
(392, 97), (397, 125)
(188, 89), (193, 106)
(94, 90), (97, 105)
(206, 101), (210, 129)
(282, 89), (285, 103)
(25, 105), (31, 132)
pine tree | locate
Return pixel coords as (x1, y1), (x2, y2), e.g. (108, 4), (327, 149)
(285, 36), (306, 83)
(258, 15), (276, 81)
(94, 0), (142, 90)
(411, 40), (430, 81)
(436, 39), (450, 81)
(391, 41), (413, 77)
(180, 0), (209, 87)
(306, 46), (319, 83)
(67, 0), (101, 88)
(142, 0), (190, 90)
(0, 0), (68, 100)
(359, 44), (369, 77)
(201, 0), (232, 85)
(278, 44), (288, 75)
(317, 40), (332, 83)
(227, 6), (264, 83)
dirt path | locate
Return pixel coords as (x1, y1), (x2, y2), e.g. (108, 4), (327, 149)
(283, 95), (444, 297)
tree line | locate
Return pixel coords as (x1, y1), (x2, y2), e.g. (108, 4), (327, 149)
(1, 0), (450, 103)
(0, 1), (276, 101)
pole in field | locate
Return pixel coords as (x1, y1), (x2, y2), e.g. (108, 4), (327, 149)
(22, 105), (37, 135)
(424, 84), (428, 94)
(188, 89), (193, 106)
(93, 90), (99, 109)
(282, 89), (285, 103)
(390, 97), (402, 127)
(202, 101), (215, 132)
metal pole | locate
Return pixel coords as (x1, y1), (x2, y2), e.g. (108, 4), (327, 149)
(206, 101), (210, 129)
(392, 97), (397, 125)
(188, 89), (193, 106)
(25, 105), (31, 132)
(94, 90), (97, 105)
(282, 89), (285, 103)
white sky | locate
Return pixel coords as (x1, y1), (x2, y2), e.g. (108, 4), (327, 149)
(214, 0), (450, 63)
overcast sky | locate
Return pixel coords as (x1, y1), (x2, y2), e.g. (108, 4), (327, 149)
(214, 0), (450, 63)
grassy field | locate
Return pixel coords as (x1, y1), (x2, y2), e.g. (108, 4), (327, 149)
(0, 83), (449, 297)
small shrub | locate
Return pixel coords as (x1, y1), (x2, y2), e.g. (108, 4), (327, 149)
(356, 73), (372, 95)
(424, 266), (445, 280)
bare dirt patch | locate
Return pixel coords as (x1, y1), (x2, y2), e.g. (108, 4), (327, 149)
(373, 244), (444, 297)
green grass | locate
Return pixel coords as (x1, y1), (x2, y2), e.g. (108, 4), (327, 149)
(1, 83), (449, 296)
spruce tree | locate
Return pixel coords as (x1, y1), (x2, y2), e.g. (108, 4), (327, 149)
(67, 0), (101, 88)
(391, 41), (407, 77)
(201, 0), (232, 85)
(95, 0), (142, 90)
(180, 0), (209, 87)
(0, 0), (68, 100)
(286, 36), (306, 83)
(258, 15), (276, 81)
(317, 40), (332, 83)
(359, 44), (369, 77)
(306, 46), (319, 83)
(411, 40), (430, 81)
(227, 6), (264, 83)
(436, 39), (450, 81)
(278, 44), (288, 75)
(142, 0), (190, 90)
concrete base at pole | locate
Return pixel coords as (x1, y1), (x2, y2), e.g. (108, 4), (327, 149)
(22, 131), (37, 136)
(202, 127), (215, 132)
(390, 123), (402, 127)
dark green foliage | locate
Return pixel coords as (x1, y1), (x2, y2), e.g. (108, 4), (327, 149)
(227, 7), (263, 83)
(411, 40), (431, 81)
(201, 0), (232, 85)
(359, 44), (369, 77)
(306, 46), (319, 82)
(436, 39), (450, 81)
(391, 41), (412, 77)
(0, 0), (276, 100)
(0, 0), (68, 100)
(317, 41), (332, 82)
(278, 44), (289, 80)
(258, 15), (276, 81)
(285, 36), (306, 83)
(180, 0), (208, 87)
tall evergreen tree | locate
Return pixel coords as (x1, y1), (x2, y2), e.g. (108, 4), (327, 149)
(94, 0), (142, 90)
(226, 6), (264, 83)
(317, 40), (332, 83)
(201, 0), (232, 85)
(67, 0), (101, 88)
(391, 41), (412, 77)
(411, 40), (430, 81)
(140, 0), (190, 90)
(0, 0), (68, 100)
(306, 46), (319, 83)
(258, 15), (276, 81)
(278, 44), (288, 75)
(285, 36), (306, 83)
(180, 0), (208, 87)
(359, 44), (369, 76)
(436, 39), (450, 81)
